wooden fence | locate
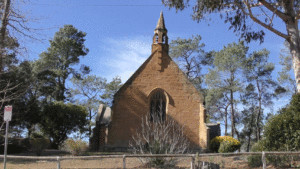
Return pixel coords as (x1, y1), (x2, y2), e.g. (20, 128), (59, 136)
(0, 151), (300, 169)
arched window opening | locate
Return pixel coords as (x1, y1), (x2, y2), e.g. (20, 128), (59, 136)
(162, 35), (165, 44)
(155, 35), (159, 43)
(150, 91), (166, 122)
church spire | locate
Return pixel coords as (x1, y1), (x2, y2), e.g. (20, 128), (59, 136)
(152, 11), (168, 46)
(155, 11), (167, 32)
(151, 11), (170, 71)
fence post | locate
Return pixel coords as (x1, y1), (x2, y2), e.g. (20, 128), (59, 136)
(123, 154), (126, 169)
(57, 156), (60, 169)
(262, 151), (266, 169)
(191, 155), (195, 169)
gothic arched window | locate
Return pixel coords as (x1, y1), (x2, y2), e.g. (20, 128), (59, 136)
(150, 91), (166, 122)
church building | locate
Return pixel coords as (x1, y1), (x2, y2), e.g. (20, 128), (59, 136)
(91, 12), (220, 152)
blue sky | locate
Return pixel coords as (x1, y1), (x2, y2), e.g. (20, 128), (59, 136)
(17, 0), (294, 137)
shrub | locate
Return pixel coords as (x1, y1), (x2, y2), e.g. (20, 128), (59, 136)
(61, 139), (88, 156)
(209, 136), (240, 153)
(218, 140), (241, 153)
(130, 112), (190, 168)
(247, 139), (266, 167)
(30, 135), (50, 156)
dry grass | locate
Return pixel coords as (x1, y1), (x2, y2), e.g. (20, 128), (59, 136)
(0, 150), (296, 168)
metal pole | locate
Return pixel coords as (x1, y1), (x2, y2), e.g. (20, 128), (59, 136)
(3, 121), (9, 169)
(57, 156), (60, 169)
(262, 151), (266, 169)
(123, 154), (126, 169)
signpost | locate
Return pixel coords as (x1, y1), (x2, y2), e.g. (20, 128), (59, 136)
(3, 105), (12, 169)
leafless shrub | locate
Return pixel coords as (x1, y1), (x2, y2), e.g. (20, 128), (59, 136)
(129, 111), (190, 168)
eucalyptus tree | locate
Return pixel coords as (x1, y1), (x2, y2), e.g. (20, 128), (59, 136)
(70, 75), (107, 138)
(243, 48), (277, 141)
(35, 25), (89, 102)
(205, 41), (248, 138)
(162, 0), (300, 92)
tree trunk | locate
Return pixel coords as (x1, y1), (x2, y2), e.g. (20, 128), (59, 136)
(89, 108), (92, 137)
(230, 89), (235, 138)
(224, 105), (229, 136)
(247, 109), (255, 152)
(256, 80), (262, 141)
(284, 4), (300, 93)
(0, 0), (11, 72)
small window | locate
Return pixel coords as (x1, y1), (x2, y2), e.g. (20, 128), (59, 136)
(150, 91), (166, 122)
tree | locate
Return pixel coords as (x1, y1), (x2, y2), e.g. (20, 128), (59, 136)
(239, 106), (257, 152)
(243, 48), (277, 141)
(39, 101), (88, 149)
(0, 60), (34, 133)
(70, 75), (107, 138)
(205, 88), (230, 135)
(277, 41), (297, 96)
(263, 93), (300, 151)
(1, 0), (43, 72)
(101, 76), (122, 107)
(205, 41), (247, 138)
(169, 35), (205, 80)
(162, 0), (300, 92)
(169, 35), (214, 97)
(35, 25), (89, 102)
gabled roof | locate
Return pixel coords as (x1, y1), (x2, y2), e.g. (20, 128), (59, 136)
(113, 49), (204, 102)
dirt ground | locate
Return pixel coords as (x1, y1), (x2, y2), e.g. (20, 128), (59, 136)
(0, 150), (297, 169)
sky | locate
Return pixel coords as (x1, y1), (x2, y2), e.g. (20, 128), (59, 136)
(15, 0), (295, 137)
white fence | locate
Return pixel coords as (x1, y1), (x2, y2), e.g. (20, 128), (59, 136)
(0, 151), (299, 169)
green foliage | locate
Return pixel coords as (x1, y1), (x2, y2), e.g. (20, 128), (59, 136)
(169, 35), (211, 96)
(35, 25), (89, 102)
(209, 136), (240, 153)
(263, 93), (300, 151)
(61, 139), (88, 156)
(218, 140), (241, 153)
(101, 76), (122, 106)
(70, 74), (107, 138)
(30, 132), (50, 156)
(247, 139), (266, 167)
(205, 41), (247, 137)
(277, 41), (297, 96)
(39, 101), (88, 149)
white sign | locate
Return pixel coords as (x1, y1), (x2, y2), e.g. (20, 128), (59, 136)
(4, 106), (12, 121)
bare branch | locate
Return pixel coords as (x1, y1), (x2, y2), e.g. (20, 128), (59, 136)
(258, 0), (289, 21)
(244, 0), (289, 40)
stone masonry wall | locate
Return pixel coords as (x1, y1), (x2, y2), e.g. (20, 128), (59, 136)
(107, 45), (207, 149)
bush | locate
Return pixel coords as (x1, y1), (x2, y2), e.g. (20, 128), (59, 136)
(218, 140), (241, 153)
(130, 112), (190, 168)
(263, 93), (300, 151)
(247, 139), (266, 167)
(30, 138), (50, 156)
(209, 136), (240, 153)
(61, 139), (88, 156)
(30, 133), (50, 156)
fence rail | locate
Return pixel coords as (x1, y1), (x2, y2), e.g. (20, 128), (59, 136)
(0, 151), (300, 169)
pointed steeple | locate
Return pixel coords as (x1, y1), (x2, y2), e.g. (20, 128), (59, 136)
(155, 11), (167, 32)
(152, 11), (168, 46)
(151, 11), (169, 69)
